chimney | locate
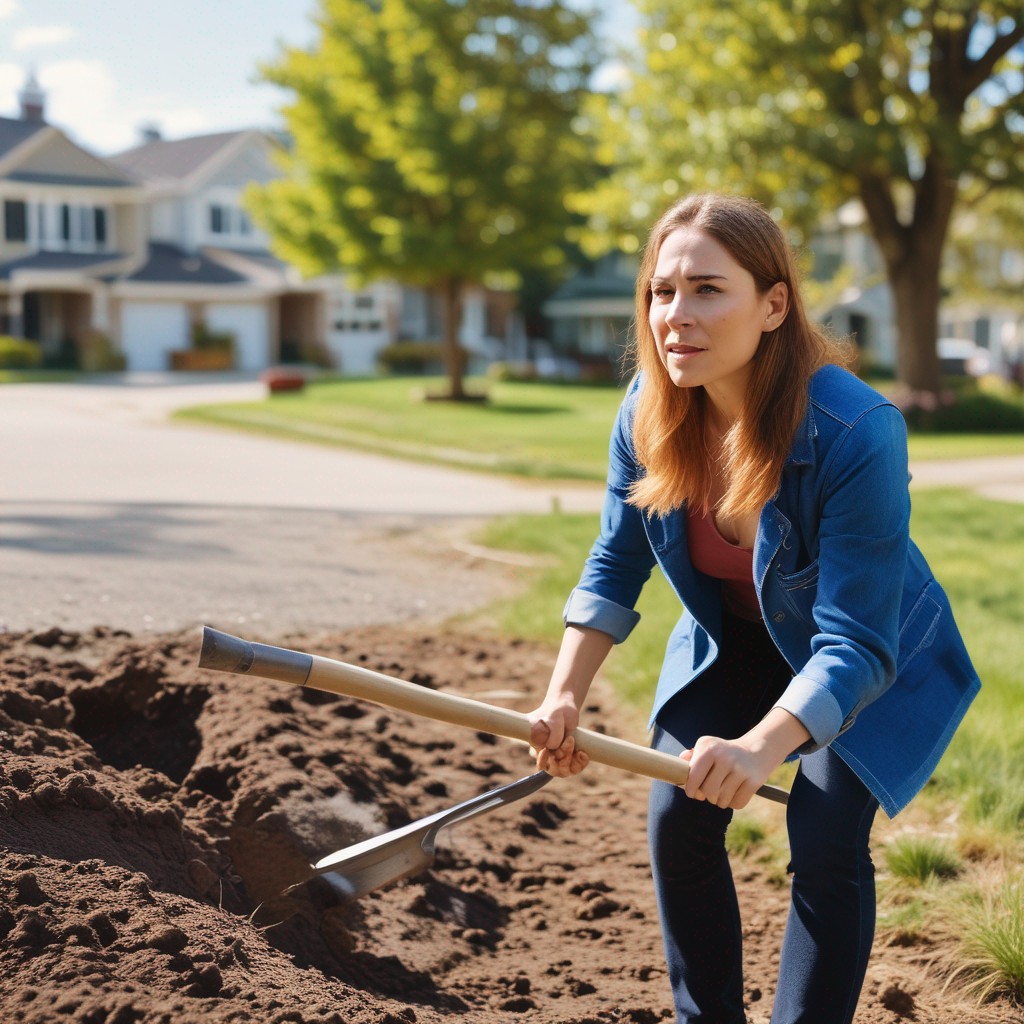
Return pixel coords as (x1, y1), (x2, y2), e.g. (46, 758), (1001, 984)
(139, 122), (163, 144)
(18, 70), (45, 123)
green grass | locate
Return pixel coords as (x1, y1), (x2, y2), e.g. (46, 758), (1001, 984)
(174, 374), (1024, 480)
(951, 877), (1024, 1004)
(907, 433), (1024, 460)
(884, 836), (961, 884)
(907, 490), (1024, 832)
(0, 369), (80, 384)
(176, 375), (623, 481)
(725, 816), (768, 857)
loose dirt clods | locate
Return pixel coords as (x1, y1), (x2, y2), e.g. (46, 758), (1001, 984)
(0, 625), (1016, 1022)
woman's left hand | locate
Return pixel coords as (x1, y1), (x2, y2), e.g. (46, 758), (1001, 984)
(681, 735), (779, 810)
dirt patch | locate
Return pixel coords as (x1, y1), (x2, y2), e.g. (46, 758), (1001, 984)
(0, 625), (1016, 1023)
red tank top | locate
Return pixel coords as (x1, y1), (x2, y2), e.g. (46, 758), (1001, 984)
(686, 505), (762, 620)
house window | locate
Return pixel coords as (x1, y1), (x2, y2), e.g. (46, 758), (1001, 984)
(3, 200), (27, 242)
(32, 202), (111, 252)
(210, 204), (226, 234)
(354, 295), (375, 310)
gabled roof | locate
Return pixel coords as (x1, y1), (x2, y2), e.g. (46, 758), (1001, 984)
(110, 130), (247, 185)
(0, 250), (126, 281)
(126, 242), (249, 284)
(0, 116), (49, 162)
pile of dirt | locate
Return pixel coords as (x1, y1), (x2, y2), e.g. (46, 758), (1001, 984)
(0, 625), (1016, 1023)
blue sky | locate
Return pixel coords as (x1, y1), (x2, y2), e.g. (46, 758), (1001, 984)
(0, 0), (634, 155)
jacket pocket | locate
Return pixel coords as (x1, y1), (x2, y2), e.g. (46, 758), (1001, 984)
(774, 559), (820, 626)
(896, 581), (942, 674)
(777, 559), (819, 591)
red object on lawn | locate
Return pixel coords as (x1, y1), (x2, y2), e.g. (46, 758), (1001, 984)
(260, 367), (306, 393)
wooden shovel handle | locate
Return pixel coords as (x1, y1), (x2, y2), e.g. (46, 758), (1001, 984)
(198, 627), (789, 805)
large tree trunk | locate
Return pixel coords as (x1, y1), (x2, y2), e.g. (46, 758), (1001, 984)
(439, 278), (465, 400)
(889, 247), (944, 394)
(860, 160), (957, 394)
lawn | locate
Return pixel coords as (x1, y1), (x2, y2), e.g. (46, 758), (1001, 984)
(176, 376), (624, 481)
(175, 374), (1024, 480)
(0, 369), (79, 384)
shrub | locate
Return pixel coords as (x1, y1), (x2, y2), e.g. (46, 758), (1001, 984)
(487, 360), (540, 383)
(894, 384), (1024, 433)
(79, 329), (126, 372)
(191, 323), (235, 353)
(0, 335), (42, 369)
(376, 340), (468, 375)
(280, 338), (334, 368)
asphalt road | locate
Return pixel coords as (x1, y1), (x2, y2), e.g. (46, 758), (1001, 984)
(1, 375), (602, 636)
(4, 374), (1023, 637)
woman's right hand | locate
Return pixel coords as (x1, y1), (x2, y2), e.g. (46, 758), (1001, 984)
(528, 700), (589, 777)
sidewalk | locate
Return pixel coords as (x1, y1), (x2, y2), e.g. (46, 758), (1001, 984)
(909, 455), (1024, 504)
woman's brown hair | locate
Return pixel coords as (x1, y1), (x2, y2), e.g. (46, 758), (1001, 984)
(627, 192), (840, 519)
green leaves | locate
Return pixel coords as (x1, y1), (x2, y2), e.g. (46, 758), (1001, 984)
(581, 0), (1022, 248)
(249, 0), (603, 288)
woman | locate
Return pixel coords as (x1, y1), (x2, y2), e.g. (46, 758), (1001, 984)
(528, 193), (979, 1024)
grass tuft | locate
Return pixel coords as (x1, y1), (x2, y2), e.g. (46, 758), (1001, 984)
(726, 816), (767, 857)
(948, 877), (1024, 1005)
(885, 835), (961, 884)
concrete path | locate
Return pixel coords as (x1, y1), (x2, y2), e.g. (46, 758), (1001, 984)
(3, 374), (1022, 637)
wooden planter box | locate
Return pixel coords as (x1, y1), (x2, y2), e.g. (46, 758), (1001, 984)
(169, 349), (234, 372)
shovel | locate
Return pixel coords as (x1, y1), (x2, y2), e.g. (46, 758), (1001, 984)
(197, 626), (790, 805)
(298, 770), (553, 900)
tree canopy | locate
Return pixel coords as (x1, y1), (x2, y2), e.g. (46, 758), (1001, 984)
(249, 0), (601, 396)
(577, 0), (1023, 391)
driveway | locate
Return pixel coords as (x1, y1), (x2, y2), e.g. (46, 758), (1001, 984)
(3, 374), (1023, 636)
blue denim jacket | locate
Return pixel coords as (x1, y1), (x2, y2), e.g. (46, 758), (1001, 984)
(564, 364), (980, 817)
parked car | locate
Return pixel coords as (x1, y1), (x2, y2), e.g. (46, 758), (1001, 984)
(937, 337), (993, 377)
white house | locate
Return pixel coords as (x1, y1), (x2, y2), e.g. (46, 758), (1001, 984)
(0, 76), (145, 364)
(0, 75), (514, 374)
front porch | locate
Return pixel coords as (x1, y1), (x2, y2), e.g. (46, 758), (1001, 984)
(0, 287), (97, 368)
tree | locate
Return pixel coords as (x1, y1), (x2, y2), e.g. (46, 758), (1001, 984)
(575, 0), (1022, 393)
(249, 0), (601, 399)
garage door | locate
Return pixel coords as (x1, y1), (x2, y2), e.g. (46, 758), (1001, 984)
(206, 304), (270, 372)
(120, 302), (189, 372)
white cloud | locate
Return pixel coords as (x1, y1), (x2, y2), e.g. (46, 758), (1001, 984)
(0, 62), (24, 115)
(36, 60), (216, 153)
(38, 60), (121, 147)
(13, 25), (76, 51)
(0, 0), (20, 21)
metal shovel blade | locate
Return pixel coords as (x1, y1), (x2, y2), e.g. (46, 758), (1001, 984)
(305, 770), (553, 901)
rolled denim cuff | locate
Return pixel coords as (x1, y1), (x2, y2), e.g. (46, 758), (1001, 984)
(562, 587), (640, 644)
(772, 673), (845, 753)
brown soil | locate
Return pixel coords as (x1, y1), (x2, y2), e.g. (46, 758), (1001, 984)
(0, 624), (1016, 1024)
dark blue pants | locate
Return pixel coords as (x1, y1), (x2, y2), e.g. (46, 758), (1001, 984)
(648, 613), (879, 1024)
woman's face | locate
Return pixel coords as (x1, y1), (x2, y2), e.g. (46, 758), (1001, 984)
(648, 226), (787, 410)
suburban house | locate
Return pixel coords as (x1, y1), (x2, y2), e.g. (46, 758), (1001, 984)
(0, 74), (514, 374)
(544, 200), (1023, 379)
(541, 251), (636, 379)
